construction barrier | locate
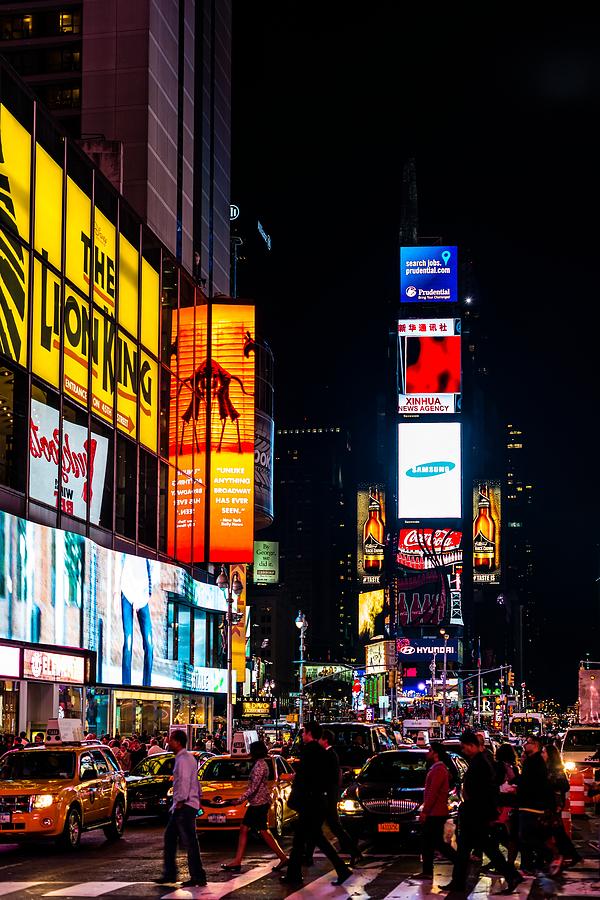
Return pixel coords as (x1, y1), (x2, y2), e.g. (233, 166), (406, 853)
(569, 770), (586, 816)
(561, 790), (572, 837)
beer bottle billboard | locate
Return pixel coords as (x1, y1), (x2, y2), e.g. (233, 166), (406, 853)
(357, 485), (386, 586)
(472, 481), (501, 585)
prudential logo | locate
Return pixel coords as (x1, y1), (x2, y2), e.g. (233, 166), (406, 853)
(406, 461), (455, 478)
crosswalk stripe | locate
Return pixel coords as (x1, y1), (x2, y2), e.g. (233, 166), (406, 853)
(43, 884), (137, 897)
(285, 861), (387, 899)
(0, 884), (43, 897)
(160, 862), (273, 899)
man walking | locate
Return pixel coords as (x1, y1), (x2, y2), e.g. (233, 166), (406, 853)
(281, 722), (353, 887)
(414, 742), (458, 880)
(156, 730), (207, 887)
(517, 735), (554, 873)
(441, 730), (522, 894)
(304, 728), (362, 866)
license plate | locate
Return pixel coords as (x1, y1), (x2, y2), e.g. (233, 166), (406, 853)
(0, 813), (11, 824)
(131, 802), (147, 810)
(378, 822), (400, 833)
(208, 814), (227, 824)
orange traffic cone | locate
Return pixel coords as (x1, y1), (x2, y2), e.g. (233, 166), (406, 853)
(569, 771), (586, 816)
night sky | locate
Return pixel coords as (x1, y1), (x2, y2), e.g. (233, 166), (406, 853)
(232, 6), (600, 703)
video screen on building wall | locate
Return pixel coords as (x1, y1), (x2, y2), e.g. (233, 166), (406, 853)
(395, 527), (463, 627)
(400, 246), (458, 303)
(0, 508), (228, 692)
(398, 319), (461, 414)
(398, 423), (462, 519)
(472, 480), (501, 585)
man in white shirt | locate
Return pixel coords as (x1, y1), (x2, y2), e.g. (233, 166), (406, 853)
(156, 730), (207, 887)
(147, 738), (163, 756)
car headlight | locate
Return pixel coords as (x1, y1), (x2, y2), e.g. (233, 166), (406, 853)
(31, 794), (55, 809)
(564, 761), (576, 772)
(166, 787), (173, 797)
(338, 798), (362, 814)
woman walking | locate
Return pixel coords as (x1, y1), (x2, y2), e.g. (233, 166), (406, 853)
(221, 741), (288, 873)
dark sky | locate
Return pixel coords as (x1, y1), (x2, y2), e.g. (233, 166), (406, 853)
(232, 5), (600, 702)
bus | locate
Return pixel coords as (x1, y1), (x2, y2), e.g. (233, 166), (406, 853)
(509, 712), (545, 737)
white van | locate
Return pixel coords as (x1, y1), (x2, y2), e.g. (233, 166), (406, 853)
(561, 725), (600, 769)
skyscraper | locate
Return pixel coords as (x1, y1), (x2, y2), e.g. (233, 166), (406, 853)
(0, 0), (231, 286)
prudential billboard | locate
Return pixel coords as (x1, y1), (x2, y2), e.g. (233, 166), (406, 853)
(400, 246), (458, 303)
(398, 423), (462, 519)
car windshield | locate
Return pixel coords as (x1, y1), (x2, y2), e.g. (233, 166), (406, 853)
(201, 758), (274, 781)
(360, 752), (428, 785)
(0, 751), (76, 780)
(563, 730), (600, 752)
(326, 727), (373, 766)
(131, 755), (175, 777)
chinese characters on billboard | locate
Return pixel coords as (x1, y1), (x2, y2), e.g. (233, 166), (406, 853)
(400, 246), (458, 303)
(395, 527), (463, 627)
(398, 319), (461, 414)
(472, 481), (501, 585)
(398, 423), (462, 519)
(357, 486), (386, 586)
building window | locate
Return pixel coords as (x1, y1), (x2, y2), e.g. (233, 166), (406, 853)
(58, 13), (81, 34)
(116, 435), (137, 539)
(0, 364), (28, 494)
(0, 15), (33, 40)
(138, 449), (158, 548)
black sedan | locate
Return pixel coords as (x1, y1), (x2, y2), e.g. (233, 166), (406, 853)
(125, 751), (213, 818)
(337, 748), (467, 842)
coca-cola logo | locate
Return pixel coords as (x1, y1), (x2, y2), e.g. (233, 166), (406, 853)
(399, 528), (462, 552)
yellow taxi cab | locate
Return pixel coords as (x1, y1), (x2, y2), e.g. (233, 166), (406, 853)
(0, 742), (128, 850)
(191, 753), (297, 836)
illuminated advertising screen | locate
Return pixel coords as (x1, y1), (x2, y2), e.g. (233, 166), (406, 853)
(578, 669), (600, 724)
(395, 527), (463, 627)
(29, 399), (109, 524)
(396, 635), (459, 661)
(253, 541), (279, 584)
(400, 245), (458, 303)
(168, 305), (208, 563)
(398, 319), (461, 414)
(358, 590), (385, 640)
(472, 481), (501, 585)
(0, 508), (228, 692)
(398, 423), (462, 519)
(231, 564), (247, 680)
(357, 485), (386, 587)
(0, 102), (160, 450)
(208, 303), (255, 563)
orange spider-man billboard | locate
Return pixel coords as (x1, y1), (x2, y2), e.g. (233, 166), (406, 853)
(398, 318), (461, 414)
(168, 302), (255, 564)
(208, 304), (255, 562)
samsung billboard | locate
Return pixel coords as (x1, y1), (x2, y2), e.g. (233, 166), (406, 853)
(398, 423), (462, 519)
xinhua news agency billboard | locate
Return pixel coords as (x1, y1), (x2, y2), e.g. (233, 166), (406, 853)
(398, 423), (462, 519)
(400, 246), (458, 304)
(398, 319), (461, 414)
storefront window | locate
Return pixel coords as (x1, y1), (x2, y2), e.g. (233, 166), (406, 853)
(172, 694), (208, 726)
(85, 687), (108, 736)
(59, 684), (82, 719)
(115, 695), (171, 737)
(0, 680), (19, 733)
(116, 434), (136, 538)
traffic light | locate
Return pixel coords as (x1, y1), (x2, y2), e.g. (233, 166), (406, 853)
(507, 668), (514, 688)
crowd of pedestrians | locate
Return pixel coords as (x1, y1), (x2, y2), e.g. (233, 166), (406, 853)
(417, 729), (583, 894)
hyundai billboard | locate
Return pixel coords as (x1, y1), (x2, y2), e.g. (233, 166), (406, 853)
(398, 423), (462, 519)
(400, 246), (458, 304)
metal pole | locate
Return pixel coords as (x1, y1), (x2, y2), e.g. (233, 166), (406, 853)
(442, 640), (448, 739)
(430, 653), (436, 720)
(477, 667), (482, 727)
(226, 586), (233, 753)
(298, 625), (305, 728)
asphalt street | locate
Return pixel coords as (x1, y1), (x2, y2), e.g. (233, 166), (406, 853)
(0, 816), (598, 900)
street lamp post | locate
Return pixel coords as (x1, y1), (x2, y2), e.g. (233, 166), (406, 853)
(440, 629), (449, 739)
(295, 612), (308, 728)
(429, 653), (437, 720)
(217, 565), (243, 753)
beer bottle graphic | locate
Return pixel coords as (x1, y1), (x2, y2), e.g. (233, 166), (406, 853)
(473, 483), (496, 570)
(363, 486), (385, 573)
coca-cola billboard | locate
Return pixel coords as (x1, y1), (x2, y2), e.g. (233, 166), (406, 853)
(394, 526), (463, 627)
(29, 399), (109, 524)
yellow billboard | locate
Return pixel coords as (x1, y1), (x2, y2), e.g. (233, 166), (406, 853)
(231, 564), (247, 681)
